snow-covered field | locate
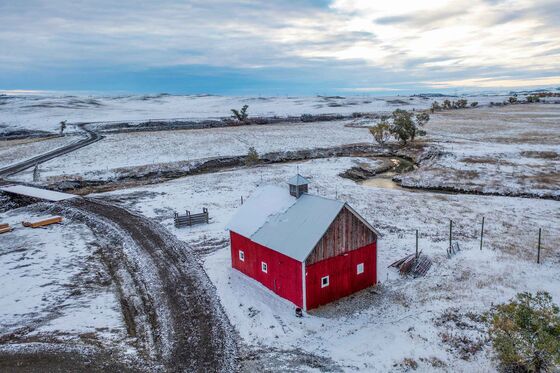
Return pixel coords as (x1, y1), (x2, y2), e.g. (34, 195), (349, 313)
(401, 104), (560, 198)
(1, 93), (508, 133)
(0, 208), (125, 346)
(96, 156), (560, 371)
(0, 135), (79, 169)
(14, 120), (371, 181)
(2, 94), (559, 371)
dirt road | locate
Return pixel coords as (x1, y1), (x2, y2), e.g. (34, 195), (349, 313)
(0, 124), (102, 178)
(1, 197), (238, 372)
(69, 198), (238, 372)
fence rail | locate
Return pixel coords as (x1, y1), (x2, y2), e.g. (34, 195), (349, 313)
(174, 208), (209, 228)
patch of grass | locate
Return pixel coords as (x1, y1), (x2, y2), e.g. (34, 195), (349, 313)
(520, 150), (559, 159)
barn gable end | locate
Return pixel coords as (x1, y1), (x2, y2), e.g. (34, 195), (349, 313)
(306, 205), (377, 265)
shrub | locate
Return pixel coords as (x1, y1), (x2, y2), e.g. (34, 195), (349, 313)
(431, 101), (441, 113)
(245, 147), (259, 165)
(369, 121), (391, 145)
(456, 99), (468, 108)
(60, 120), (67, 135)
(416, 112), (430, 127)
(443, 99), (452, 110)
(470, 102), (478, 107)
(231, 105), (249, 123)
(527, 95), (541, 103)
(300, 114), (314, 122)
(509, 96), (518, 104)
(489, 292), (560, 372)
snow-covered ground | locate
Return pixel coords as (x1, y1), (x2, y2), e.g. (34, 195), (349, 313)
(1, 93), (509, 133)
(96, 156), (560, 371)
(401, 104), (560, 198)
(0, 208), (126, 347)
(0, 135), (79, 169)
(14, 120), (371, 181)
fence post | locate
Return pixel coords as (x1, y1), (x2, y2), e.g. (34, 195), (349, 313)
(537, 228), (542, 264)
(480, 216), (485, 251)
(415, 229), (419, 259)
(449, 219), (453, 252)
(241, 196), (243, 205)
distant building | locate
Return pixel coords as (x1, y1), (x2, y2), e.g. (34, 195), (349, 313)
(227, 175), (379, 311)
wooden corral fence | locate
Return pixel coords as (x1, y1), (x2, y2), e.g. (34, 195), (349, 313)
(174, 208), (209, 228)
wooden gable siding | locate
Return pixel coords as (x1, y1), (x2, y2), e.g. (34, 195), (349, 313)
(306, 206), (376, 265)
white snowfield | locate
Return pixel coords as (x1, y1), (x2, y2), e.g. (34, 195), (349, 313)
(0, 135), (79, 169)
(0, 185), (78, 201)
(99, 156), (560, 371)
(0, 210), (125, 344)
(401, 104), (560, 198)
(1, 93), (511, 133)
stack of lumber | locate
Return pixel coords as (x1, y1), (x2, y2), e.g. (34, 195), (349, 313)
(389, 252), (432, 278)
(0, 223), (13, 234)
(22, 215), (63, 228)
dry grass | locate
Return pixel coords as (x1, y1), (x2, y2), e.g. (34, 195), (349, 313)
(520, 150), (559, 159)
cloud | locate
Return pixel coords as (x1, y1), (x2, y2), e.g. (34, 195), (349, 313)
(0, 0), (558, 93)
(425, 75), (560, 88)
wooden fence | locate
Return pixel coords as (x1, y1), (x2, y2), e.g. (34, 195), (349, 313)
(174, 208), (209, 228)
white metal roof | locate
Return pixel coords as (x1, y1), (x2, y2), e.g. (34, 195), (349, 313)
(287, 174), (310, 186)
(226, 185), (296, 238)
(0, 185), (78, 202)
(227, 185), (382, 262)
(252, 194), (345, 261)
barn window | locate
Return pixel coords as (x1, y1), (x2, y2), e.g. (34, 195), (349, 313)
(239, 250), (245, 262)
(321, 275), (329, 288)
(357, 263), (364, 275)
(261, 262), (268, 273)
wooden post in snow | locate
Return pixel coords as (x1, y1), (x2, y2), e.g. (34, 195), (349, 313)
(480, 216), (485, 251)
(241, 196), (244, 205)
(449, 220), (453, 252)
(537, 228), (542, 264)
(415, 230), (419, 259)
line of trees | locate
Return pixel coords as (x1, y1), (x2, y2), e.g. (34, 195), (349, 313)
(431, 99), (478, 113)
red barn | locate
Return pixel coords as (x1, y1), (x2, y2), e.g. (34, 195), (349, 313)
(228, 175), (380, 311)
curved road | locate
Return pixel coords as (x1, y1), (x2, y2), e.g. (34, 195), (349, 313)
(68, 198), (238, 371)
(1, 198), (238, 372)
(0, 124), (102, 178)
(0, 124), (238, 371)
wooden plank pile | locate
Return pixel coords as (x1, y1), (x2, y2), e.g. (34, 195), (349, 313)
(174, 208), (209, 228)
(389, 252), (432, 278)
(0, 223), (13, 234)
(22, 215), (63, 228)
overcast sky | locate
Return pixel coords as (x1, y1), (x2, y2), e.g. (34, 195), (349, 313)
(1, 0), (559, 94)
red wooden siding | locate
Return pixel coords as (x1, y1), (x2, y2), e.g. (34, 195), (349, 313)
(230, 231), (303, 308)
(305, 242), (377, 310)
(306, 206), (376, 265)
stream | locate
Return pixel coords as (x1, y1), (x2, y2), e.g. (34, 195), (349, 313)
(358, 157), (456, 195)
